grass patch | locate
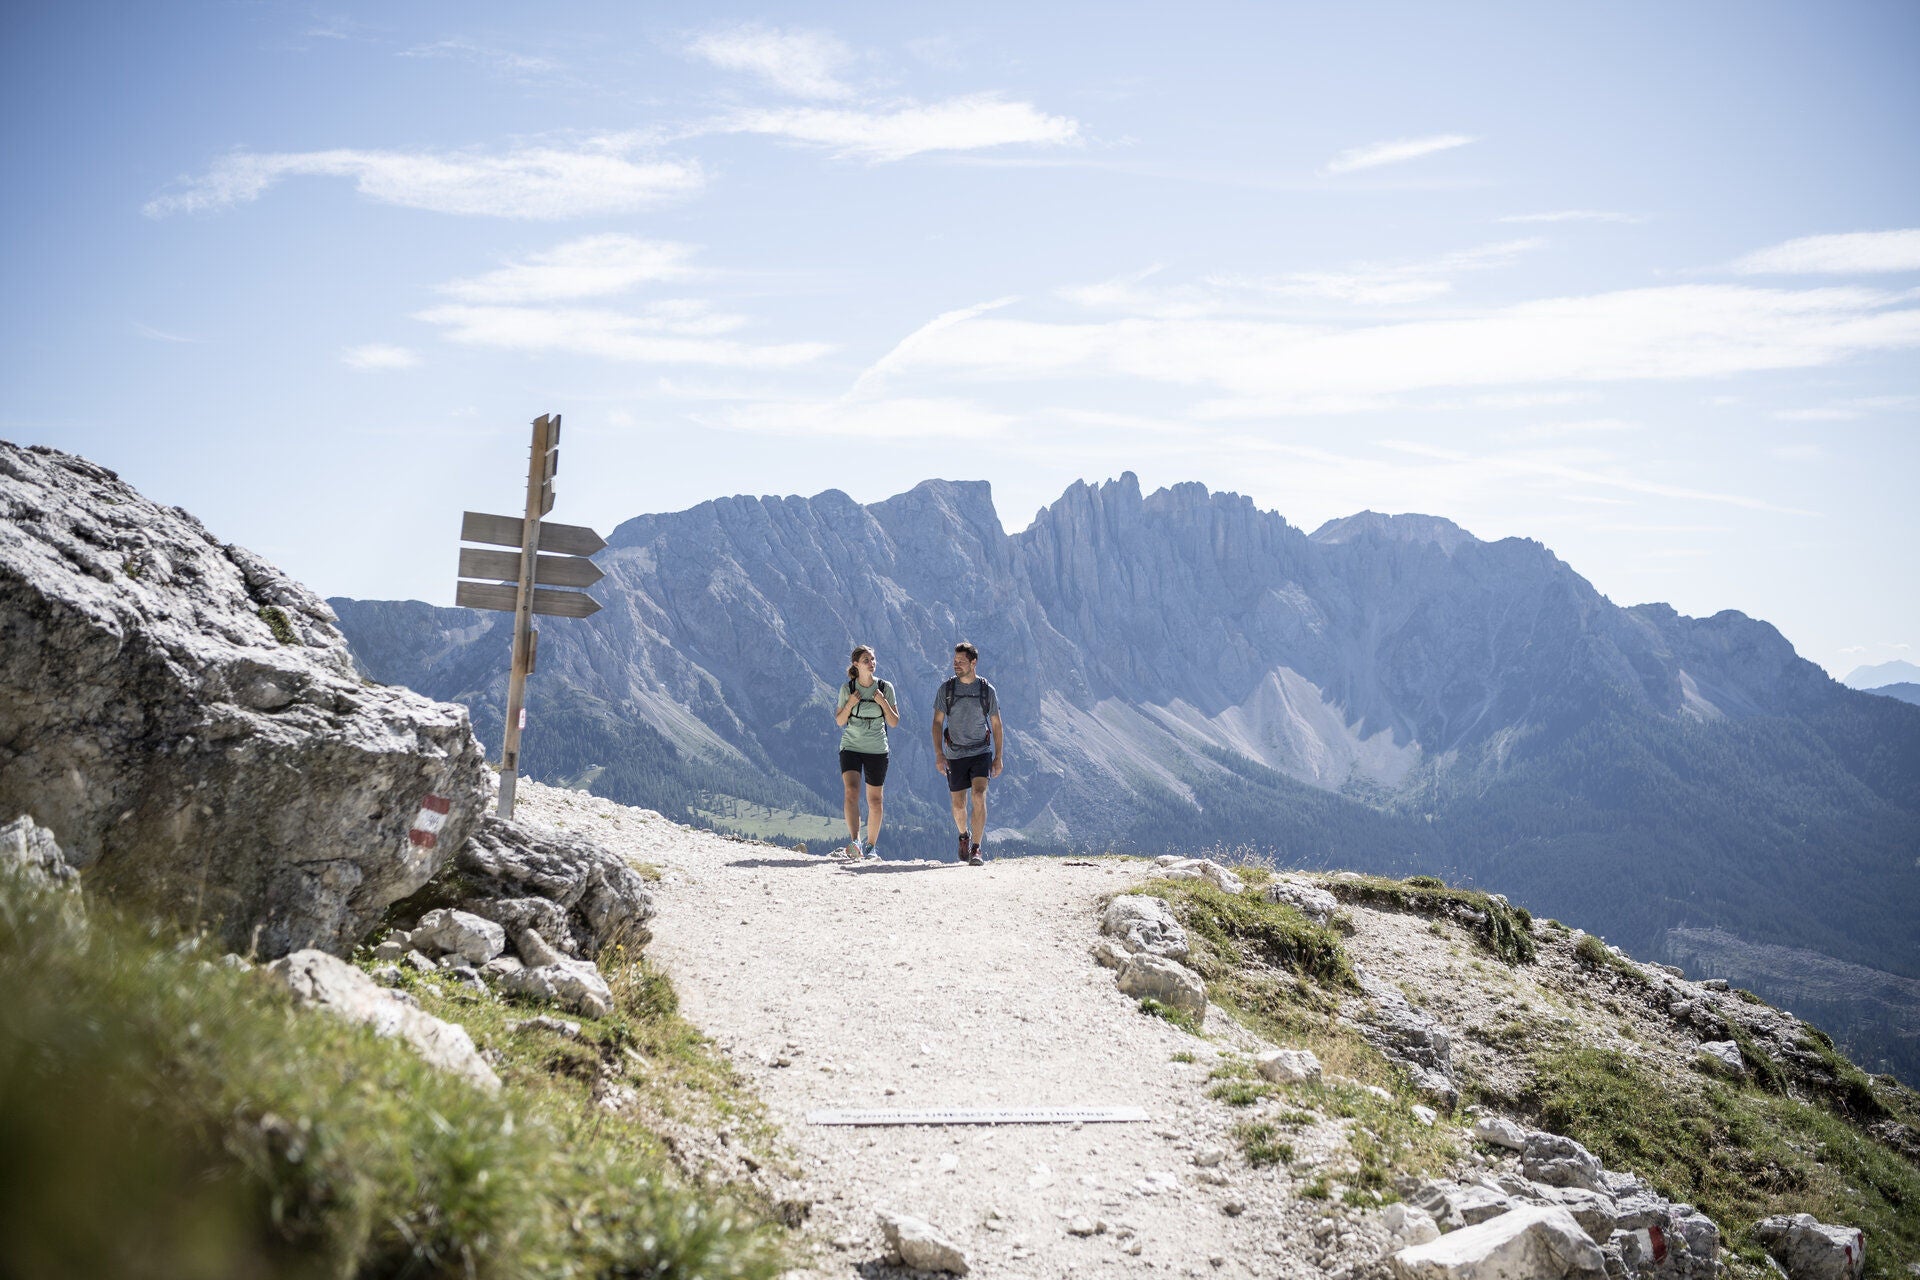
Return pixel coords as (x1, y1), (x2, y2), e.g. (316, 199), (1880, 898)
(1127, 879), (1354, 989)
(1323, 873), (1536, 964)
(1233, 1121), (1294, 1167)
(1524, 1041), (1920, 1279)
(1136, 997), (1201, 1034)
(0, 870), (785, 1280)
(257, 605), (297, 645)
(1170, 1051), (1196, 1063)
(1295, 1077), (1457, 1195)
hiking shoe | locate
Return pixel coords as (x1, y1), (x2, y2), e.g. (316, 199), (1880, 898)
(970, 840), (984, 862)
(844, 837), (865, 861)
(967, 852), (984, 866)
(956, 832), (971, 862)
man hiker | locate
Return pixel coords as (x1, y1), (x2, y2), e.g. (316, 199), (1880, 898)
(931, 640), (1003, 866)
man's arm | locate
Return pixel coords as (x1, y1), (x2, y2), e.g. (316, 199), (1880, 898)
(989, 712), (1005, 778)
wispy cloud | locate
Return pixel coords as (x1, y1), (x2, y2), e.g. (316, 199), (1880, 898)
(1732, 229), (1920, 275)
(342, 343), (420, 370)
(414, 303), (831, 367)
(1380, 439), (1818, 516)
(144, 136), (702, 218)
(440, 235), (698, 304)
(688, 23), (854, 99)
(865, 283), (1920, 411)
(400, 38), (558, 80)
(133, 321), (199, 343)
(702, 395), (1012, 439)
(1325, 133), (1476, 175)
(716, 94), (1081, 161)
(1496, 210), (1646, 225)
(1210, 238), (1543, 306)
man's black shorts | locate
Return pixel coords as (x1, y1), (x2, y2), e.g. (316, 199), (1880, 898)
(945, 751), (994, 792)
(839, 749), (889, 786)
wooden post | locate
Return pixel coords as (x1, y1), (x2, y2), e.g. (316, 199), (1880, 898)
(496, 413), (559, 818)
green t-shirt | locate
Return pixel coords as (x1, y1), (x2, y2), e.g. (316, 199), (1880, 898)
(838, 678), (897, 755)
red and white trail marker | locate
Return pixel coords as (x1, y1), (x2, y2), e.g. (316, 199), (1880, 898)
(409, 795), (451, 848)
(1629, 1226), (1668, 1264)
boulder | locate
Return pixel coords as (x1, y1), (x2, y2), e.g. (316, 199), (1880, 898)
(498, 928), (615, 1018)
(0, 444), (491, 958)
(1408, 1180), (1515, 1232)
(1390, 1205), (1607, 1279)
(1116, 952), (1207, 1017)
(1383, 1203), (1443, 1248)
(1695, 1040), (1745, 1077)
(1352, 969), (1457, 1107)
(879, 1210), (970, 1274)
(444, 817), (654, 959)
(1264, 875), (1339, 926)
(1255, 1048), (1323, 1084)
(1471, 1116), (1530, 1151)
(1090, 938), (1130, 969)
(410, 908), (506, 964)
(266, 949), (498, 1091)
(1, 814), (80, 890)
(1754, 1214), (1865, 1280)
(1523, 1131), (1607, 1193)
(1154, 857), (1245, 895)
(1100, 894), (1190, 961)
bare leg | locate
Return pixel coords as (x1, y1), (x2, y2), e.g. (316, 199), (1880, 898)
(842, 772), (862, 842)
(865, 784), (885, 846)
(948, 788), (969, 833)
(969, 779), (988, 847)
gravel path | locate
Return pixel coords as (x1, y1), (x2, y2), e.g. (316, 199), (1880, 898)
(515, 783), (1356, 1279)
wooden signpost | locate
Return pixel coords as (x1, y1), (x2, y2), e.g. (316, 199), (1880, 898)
(454, 413), (607, 819)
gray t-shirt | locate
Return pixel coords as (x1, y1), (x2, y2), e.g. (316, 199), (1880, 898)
(936, 677), (998, 759)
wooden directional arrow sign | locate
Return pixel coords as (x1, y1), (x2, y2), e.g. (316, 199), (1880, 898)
(455, 581), (602, 619)
(458, 547), (603, 589)
(461, 511), (606, 557)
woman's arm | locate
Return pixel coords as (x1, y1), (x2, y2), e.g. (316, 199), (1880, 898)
(834, 687), (855, 726)
(878, 681), (900, 727)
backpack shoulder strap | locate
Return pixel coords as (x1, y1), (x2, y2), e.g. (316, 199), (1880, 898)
(940, 677), (956, 714)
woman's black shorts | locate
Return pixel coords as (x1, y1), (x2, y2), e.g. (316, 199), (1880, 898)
(839, 750), (889, 786)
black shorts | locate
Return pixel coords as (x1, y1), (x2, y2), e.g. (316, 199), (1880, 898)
(839, 750), (889, 786)
(945, 751), (994, 792)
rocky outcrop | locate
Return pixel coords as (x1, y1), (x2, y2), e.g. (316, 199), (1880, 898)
(266, 949), (500, 1091)
(1, 815), (79, 892)
(438, 817), (654, 960)
(1753, 1215), (1865, 1280)
(1389, 1204), (1606, 1279)
(1116, 952), (1207, 1017)
(1349, 968), (1458, 1107)
(1100, 893), (1190, 961)
(0, 444), (492, 958)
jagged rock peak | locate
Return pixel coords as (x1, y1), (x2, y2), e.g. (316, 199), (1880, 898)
(1309, 510), (1480, 554)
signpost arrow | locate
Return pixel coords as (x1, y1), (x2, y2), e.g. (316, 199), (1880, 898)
(455, 581), (603, 618)
(457, 547), (604, 589)
(461, 511), (606, 557)
(454, 413), (606, 819)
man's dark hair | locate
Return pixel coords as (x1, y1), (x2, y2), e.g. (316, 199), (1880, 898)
(954, 641), (979, 661)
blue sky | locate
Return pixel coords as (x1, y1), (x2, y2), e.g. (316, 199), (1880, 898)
(4, 2), (1916, 678)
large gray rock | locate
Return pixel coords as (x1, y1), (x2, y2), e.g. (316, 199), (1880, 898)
(1390, 1204), (1607, 1279)
(266, 949), (499, 1091)
(498, 928), (615, 1018)
(1352, 968), (1457, 1107)
(878, 1210), (969, 1274)
(446, 816), (654, 959)
(1101, 893), (1190, 961)
(1408, 1180), (1515, 1232)
(1116, 951), (1208, 1017)
(1754, 1214), (1865, 1280)
(1523, 1132), (1607, 1193)
(1264, 874), (1339, 926)
(0, 445), (492, 957)
(410, 908), (506, 964)
(1255, 1047), (1323, 1084)
(0, 814), (79, 891)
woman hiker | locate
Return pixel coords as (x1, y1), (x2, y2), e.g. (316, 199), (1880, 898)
(833, 644), (899, 861)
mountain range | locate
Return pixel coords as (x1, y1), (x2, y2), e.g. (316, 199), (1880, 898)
(331, 474), (1920, 1081)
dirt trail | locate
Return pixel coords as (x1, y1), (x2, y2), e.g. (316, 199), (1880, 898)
(516, 783), (1349, 1279)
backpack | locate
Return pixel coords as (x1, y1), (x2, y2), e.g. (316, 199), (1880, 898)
(845, 678), (893, 726)
(939, 677), (992, 752)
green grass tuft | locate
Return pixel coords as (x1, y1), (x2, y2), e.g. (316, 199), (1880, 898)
(1136, 997), (1201, 1034)
(257, 605), (297, 645)
(1525, 1042), (1920, 1278)
(1233, 1121), (1294, 1167)
(1323, 874), (1537, 964)
(0, 869), (785, 1280)
(1128, 879), (1354, 989)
